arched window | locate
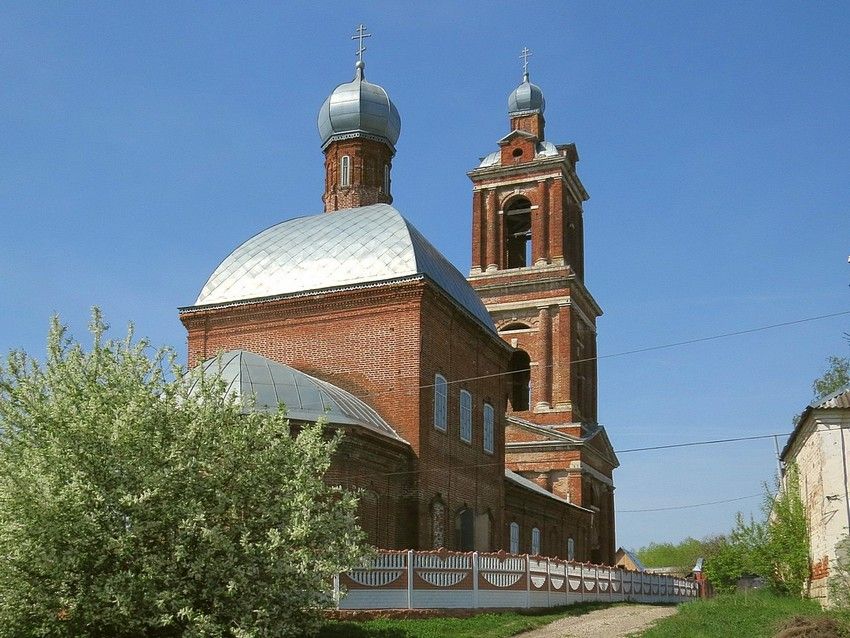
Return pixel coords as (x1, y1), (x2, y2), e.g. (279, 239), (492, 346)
(567, 537), (576, 561)
(434, 374), (447, 431)
(383, 164), (390, 194)
(505, 197), (532, 268)
(340, 155), (351, 187)
(455, 508), (475, 552)
(531, 527), (541, 555)
(509, 522), (520, 554)
(482, 402), (494, 454)
(508, 350), (531, 411)
(459, 389), (472, 443)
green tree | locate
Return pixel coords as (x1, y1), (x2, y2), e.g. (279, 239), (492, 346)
(636, 537), (714, 572)
(763, 467), (809, 596)
(812, 355), (850, 400)
(0, 311), (367, 638)
(703, 468), (809, 596)
(703, 514), (768, 594)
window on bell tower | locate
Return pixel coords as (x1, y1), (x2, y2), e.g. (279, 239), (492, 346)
(508, 349), (531, 411)
(383, 164), (390, 194)
(340, 155), (351, 187)
(505, 197), (532, 268)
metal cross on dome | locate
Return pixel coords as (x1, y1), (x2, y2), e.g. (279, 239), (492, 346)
(520, 46), (532, 76)
(352, 24), (372, 62)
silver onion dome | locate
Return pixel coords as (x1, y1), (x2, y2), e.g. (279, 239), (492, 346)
(508, 72), (545, 115)
(317, 61), (401, 149)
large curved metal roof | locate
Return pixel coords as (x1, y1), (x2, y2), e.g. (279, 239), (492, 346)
(190, 350), (407, 443)
(318, 62), (401, 149)
(193, 203), (497, 333)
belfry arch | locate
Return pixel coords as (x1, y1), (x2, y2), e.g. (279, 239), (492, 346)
(504, 196), (532, 268)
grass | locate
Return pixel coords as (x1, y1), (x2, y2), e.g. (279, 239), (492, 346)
(639, 590), (850, 638)
(317, 602), (614, 638)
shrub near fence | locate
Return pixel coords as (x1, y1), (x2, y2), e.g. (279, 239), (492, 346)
(335, 549), (699, 610)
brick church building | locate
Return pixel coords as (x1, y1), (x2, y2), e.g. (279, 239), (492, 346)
(178, 46), (618, 564)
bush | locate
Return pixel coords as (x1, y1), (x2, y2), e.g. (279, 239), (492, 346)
(703, 468), (808, 596)
(0, 311), (368, 637)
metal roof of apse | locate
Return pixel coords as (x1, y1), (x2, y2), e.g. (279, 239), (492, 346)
(478, 141), (559, 168)
(193, 204), (496, 333)
(317, 62), (401, 149)
(189, 350), (407, 443)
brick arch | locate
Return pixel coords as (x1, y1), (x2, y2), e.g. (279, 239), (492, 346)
(500, 190), (540, 210)
(498, 320), (533, 331)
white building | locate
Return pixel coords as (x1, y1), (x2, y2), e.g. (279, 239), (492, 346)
(781, 383), (850, 605)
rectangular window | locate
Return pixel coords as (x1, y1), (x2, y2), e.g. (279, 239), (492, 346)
(434, 374), (447, 432)
(510, 522), (519, 554)
(459, 390), (472, 443)
(483, 403), (494, 454)
(383, 164), (390, 194)
(340, 155), (351, 187)
(531, 527), (541, 555)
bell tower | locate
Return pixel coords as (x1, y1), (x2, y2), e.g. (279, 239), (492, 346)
(467, 51), (618, 564)
(468, 54), (599, 422)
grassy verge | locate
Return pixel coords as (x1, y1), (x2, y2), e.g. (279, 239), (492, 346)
(317, 602), (613, 638)
(639, 591), (849, 638)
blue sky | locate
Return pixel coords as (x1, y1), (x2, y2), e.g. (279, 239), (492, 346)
(2, 2), (849, 550)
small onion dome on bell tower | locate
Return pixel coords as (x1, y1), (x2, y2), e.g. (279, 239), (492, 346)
(318, 25), (401, 212)
(507, 47), (546, 140)
(508, 73), (546, 115)
(317, 59), (401, 151)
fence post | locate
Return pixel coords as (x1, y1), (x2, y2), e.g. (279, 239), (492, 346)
(407, 549), (414, 610)
(472, 551), (479, 609)
(332, 573), (340, 609)
(546, 557), (551, 608)
(525, 554), (531, 608)
(579, 563), (584, 603)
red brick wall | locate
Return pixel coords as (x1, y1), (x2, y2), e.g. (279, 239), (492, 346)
(181, 278), (512, 552)
(415, 286), (512, 551)
(504, 479), (593, 560)
(323, 137), (394, 211)
(325, 429), (415, 549)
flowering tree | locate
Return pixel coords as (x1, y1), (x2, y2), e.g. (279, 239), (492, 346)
(0, 310), (367, 637)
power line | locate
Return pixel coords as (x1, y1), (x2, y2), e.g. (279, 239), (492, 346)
(614, 433), (792, 454)
(344, 430), (790, 482)
(352, 308), (850, 399)
(618, 493), (762, 513)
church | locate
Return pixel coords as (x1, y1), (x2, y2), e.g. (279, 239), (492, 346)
(178, 38), (619, 565)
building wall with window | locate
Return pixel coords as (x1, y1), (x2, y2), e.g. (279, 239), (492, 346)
(504, 471), (593, 559)
(416, 284), (511, 551)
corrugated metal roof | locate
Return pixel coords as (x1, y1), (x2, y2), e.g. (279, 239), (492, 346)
(188, 350), (407, 444)
(781, 382), (850, 461)
(810, 383), (850, 409)
(192, 204), (496, 334)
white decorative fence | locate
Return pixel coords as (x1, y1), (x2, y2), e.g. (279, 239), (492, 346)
(336, 549), (699, 610)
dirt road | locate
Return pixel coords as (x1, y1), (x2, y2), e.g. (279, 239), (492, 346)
(515, 604), (678, 638)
